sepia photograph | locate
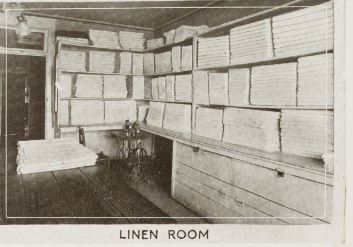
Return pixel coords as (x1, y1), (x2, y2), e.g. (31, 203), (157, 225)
(0, 0), (350, 245)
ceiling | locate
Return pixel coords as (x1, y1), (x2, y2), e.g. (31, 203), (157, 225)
(11, 0), (325, 30)
(20, 1), (217, 29)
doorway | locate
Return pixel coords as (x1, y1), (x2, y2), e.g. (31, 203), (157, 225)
(0, 54), (46, 172)
(153, 135), (173, 192)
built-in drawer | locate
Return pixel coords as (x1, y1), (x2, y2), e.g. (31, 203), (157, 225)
(175, 142), (332, 222)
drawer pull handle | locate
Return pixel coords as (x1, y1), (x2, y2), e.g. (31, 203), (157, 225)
(193, 147), (200, 153)
(276, 169), (285, 177)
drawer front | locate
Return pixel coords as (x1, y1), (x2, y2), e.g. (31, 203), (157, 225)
(174, 181), (255, 224)
(175, 164), (287, 224)
(175, 162), (324, 224)
(175, 142), (332, 222)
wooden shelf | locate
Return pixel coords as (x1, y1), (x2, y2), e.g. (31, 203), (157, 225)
(150, 100), (192, 104)
(59, 70), (144, 76)
(61, 37), (193, 54)
(145, 70), (192, 77)
(196, 104), (334, 110)
(144, 37), (193, 53)
(140, 123), (192, 142)
(60, 97), (135, 101)
(60, 124), (123, 133)
(139, 123), (333, 182)
(141, 98), (192, 104)
(60, 41), (144, 53)
(195, 50), (333, 71)
(135, 98), (153, 101)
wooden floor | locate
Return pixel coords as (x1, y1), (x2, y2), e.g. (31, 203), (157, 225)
(3, 165), (183, 224)
(0, 139), (202, 224)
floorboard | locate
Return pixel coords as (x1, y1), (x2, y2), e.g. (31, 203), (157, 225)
(1, 144), (188, 224)
(80, 165), (176, 224)
(52, 168), (128, 224)
(21, 171), (77, 224)
(131, 180), (209, 224)
(6, 174), (26, 224)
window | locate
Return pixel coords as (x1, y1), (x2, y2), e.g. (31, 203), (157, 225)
(0, 26), (47, 52)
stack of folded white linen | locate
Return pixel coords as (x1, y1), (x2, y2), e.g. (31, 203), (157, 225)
(59, 100), (70, 126)
(59, 50), (86, 72)
(132, 53), (144, 74)
(165, 75), (175, 102)
(103, 75), (127, 98)
(119, 52), (133, 74)
(297, 53), (334, 106)
(198, 35), (229, 68)
(222, 107), (281, 152)
(163, 103), (191, 134)
(208, 73), (229, 105)
(155, 51), (172, 73)
(151, 78), (159, 100)
(163, 29), (176, 45)
(175, 74), (192, 102)
(89, 51), (116, 73)
(157, 76), (167, 101)
(280, 109), (334, 158)
(228, 68), (250, 106)
(16, 138), (98, 174)
(104, 100), (137, 124)
(119, 31), (145, 51)
(181, 45), (193, 71)
(272, 2), (334, 57)
(146, 37), (164, 49)
(89, 29), (121, 49)
(143, 53), (155, 74)
(138, 105), (149, 122)
(250, 63), (297, 106)
(75, 74), (103, 98)
(57, 36), (89, 46)
(195, 107), (224, 140)
(193, 71), (209, 105)
(174, 25), (209, 42)
(171, 46), (181, 72)
(58, 74), (73, 98)
(230, 19), (274, 65)
(131, 76), (145, 99)
(70, 100), (104, 125)
(146, 102), (165, 128)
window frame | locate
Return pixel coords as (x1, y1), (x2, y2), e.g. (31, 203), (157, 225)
(0, 24), (48, 55)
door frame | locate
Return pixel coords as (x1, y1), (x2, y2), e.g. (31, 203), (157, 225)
(0, 27), (49, 141)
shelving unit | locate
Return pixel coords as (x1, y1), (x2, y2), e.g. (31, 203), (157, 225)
(54, 1), (334, 159)
(143, 35), (194, 115)
(47, 0), (336, 224)
(60, 41), (145, 53)
(54, 40), (145, 133)
(195, 50), (333, 71)
(145, 69), (192, 77)
(150, 100), (192, 104)
(60, 97), (133, 101)
(140, 0), (334, 174)
(60, 124), (126, 133)
(140, 123), (333, 178)
(196, 104), (333, 110)
(60, 70), (144, 77)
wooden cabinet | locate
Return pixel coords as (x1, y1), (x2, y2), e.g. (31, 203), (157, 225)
(172, 141), (332, 224)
